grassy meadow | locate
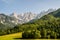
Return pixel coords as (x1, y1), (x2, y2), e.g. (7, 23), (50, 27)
(0, 32), (22, 40)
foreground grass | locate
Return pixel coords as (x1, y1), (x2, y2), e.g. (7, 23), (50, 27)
(0, 32), (22, 40)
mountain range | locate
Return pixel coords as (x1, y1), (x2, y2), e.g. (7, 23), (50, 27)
(0, 8), (56, 29)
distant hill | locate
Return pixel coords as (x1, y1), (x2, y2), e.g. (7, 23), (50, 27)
(48, 8), (60, 17)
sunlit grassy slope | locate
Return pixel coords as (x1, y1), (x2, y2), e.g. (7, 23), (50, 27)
(0, 32), (22, 40)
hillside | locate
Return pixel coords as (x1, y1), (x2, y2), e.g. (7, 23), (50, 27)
(48, 8), (60, 17)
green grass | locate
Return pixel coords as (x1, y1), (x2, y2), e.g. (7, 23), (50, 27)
(0, 32), (22, 40)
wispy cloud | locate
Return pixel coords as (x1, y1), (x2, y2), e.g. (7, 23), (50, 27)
(1, 0), (14, 4)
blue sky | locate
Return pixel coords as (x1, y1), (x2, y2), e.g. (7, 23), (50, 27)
(0, 0), (60, 14)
